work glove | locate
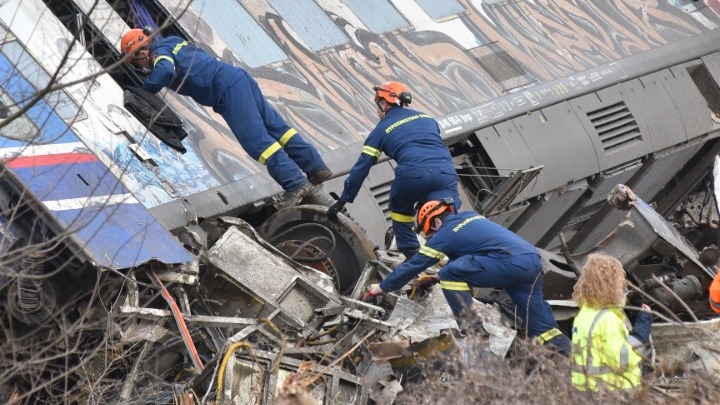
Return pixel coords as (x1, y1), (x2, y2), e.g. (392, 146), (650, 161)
(412, 274), (439, 289)
(328, 200), (346, 221)
(362, 283), (383, 302)
(410, 274), (439, 299)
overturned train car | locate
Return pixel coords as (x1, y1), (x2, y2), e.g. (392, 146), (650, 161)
(1, 0), (720, 403)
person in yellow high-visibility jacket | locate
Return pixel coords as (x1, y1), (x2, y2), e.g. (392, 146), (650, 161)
(710, 269), (720, 314)
(571, 254), (652, 391)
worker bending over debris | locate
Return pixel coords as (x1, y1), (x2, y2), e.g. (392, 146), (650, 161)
(328, 81), (459, 260)
(120, 28), (332, 208)
(363, 199), (571, 355)
(571, 254), (653, 391)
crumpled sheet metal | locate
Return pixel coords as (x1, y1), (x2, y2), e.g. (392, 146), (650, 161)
(651, 317), (720, 374)
(207, 225), (340, 330)
(472, 300), (517, 357)
(396, 285), (458, 342)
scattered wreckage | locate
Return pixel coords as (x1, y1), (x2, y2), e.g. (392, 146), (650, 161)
(1, 182), (719, 404)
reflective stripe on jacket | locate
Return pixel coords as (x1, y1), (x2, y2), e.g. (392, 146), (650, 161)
(710, 272), (720, 314)
(571, 307), (642, 391)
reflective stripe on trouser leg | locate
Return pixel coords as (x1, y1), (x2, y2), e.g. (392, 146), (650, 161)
(536, 328), (562, 344)
(217, 74), (306, 192)
(440, 280), (472, 317)
(389, 166), (459, 251)
(390, 210), (418, 252)
(259, 87), (326, 176)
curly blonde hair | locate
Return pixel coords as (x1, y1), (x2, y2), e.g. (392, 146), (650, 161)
(572, 253), (627, 308)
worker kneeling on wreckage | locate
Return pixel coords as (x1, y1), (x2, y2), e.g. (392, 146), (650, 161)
(362, 198), (572, 355)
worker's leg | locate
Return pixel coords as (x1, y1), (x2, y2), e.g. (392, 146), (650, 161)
(437, 256), (476, 318)
(440, 253), (571, 354)
(245, 74), (328, 177)
(439, 282), (474, 317)
(389, 167), (460, 255)
(424, 167), (461, 211)
(217, 76), (306, 192)
(502, 253), (572, 355)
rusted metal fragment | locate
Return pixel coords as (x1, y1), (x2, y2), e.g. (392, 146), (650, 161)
(369, 340), (411, 361)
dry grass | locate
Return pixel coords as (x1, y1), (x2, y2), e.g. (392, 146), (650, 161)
(394, 332), (720, 405)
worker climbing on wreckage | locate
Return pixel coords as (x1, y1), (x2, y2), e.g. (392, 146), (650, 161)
(327, 81), (460, 260)
(363, 198), (572, 355)
(120, 28), (332, 208)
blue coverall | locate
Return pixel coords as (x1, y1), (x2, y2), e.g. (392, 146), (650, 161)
(339, 107), (459, 253)
(142, 36), (327, 192)
(379, 211), (571, 354)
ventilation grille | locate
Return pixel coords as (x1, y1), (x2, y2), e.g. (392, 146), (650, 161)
(369, 180), (392, 225)
(587, 102), (642, 152)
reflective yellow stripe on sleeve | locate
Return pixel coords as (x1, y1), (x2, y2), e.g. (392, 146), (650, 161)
(439, 280), (470, 291)
(390, 211), (415, 223)
(362, 145), (380, 158)
(153, 55), (174, 67)
(419, 245), (445, 260)
(536, 328), (562, 345)
(279, 128), (297, 146)
(258, 142), (282, 164)
(172, 40), (188, 54)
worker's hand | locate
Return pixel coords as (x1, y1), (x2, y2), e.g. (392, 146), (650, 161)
(132, 65), (152, 77)
(328, 200), (346, 221)
(362, 284), (383, 302)
(640, 303), (651, 313)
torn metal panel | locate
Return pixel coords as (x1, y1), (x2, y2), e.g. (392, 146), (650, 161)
(651, 318), (720, 374)
(470, 301), (517, 358)
(207, 225), (340, 331)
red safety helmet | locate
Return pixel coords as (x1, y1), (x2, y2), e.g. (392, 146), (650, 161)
(373, 81), (412, 107)
(416, 199), (454, 235)
(121, 28), (151, 56)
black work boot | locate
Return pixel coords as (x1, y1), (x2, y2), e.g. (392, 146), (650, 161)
(307, 167), (333, 185)
(277, 182), (316, 209)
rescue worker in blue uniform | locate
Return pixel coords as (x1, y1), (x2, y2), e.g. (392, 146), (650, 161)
(364, 199), (572, 355)
(328, 81), (459, 259)
(121, 28), (332, 207)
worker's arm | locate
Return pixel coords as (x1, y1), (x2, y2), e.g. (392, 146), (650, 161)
(339, 153), (376, 203)
(378, 222), (455, 292)
(378, 252), (439, 292)
(142, 53), (175, 94)
(339, 130), (383, 203)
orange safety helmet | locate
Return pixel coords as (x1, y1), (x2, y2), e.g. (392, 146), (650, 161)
(121, 28), (151, 56)
(416, 199), (453, 235)
(373, 81), (412, 107)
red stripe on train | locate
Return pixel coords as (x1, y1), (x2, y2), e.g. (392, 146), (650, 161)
(3, 153), (98, 168)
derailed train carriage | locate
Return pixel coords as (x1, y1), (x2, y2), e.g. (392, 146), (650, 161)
(1, 0), (720, 402)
